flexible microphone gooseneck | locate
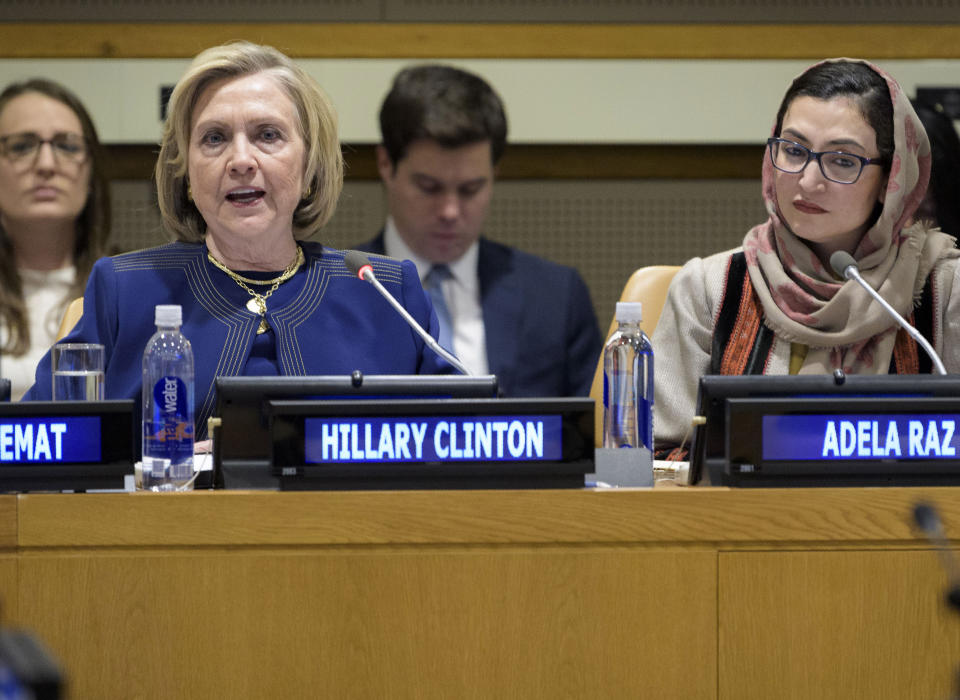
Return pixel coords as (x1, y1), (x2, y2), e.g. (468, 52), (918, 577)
(829, 251), (947, 376)
(913, 502), (960, 700)
(344, 250), (471, 376)
(913, 502), (960, 612)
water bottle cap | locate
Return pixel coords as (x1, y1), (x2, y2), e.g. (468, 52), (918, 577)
(155, 304), (182, 327)
(615, 301), (643, 323)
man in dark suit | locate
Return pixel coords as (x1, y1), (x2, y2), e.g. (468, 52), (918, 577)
(357, 64), (602, 398)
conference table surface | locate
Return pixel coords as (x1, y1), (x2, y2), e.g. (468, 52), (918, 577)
(1, 485), (958, 699)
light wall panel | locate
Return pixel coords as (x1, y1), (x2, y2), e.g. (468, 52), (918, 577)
(1, 58), (959, 144)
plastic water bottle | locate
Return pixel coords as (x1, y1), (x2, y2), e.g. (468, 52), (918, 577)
(602, 302), (654, 451)
(142, 304), (195, 491)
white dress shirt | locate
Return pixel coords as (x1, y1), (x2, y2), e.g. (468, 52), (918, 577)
(383, 219), (489, 376)
(0, 266), (75, 400)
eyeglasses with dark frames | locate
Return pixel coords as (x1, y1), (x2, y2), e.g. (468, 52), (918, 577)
(767, 137), (885, 185)
(0, 132), (89, 165)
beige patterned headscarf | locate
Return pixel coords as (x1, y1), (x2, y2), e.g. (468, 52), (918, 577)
(742, 58), (959, 374)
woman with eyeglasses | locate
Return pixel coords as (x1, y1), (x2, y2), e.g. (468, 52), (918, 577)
(0, 79), (110, 400)
(653, 59), (960, 458)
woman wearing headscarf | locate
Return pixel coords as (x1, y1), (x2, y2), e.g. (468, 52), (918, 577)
(654, 59), (960, 455)
(23, 42), (450, 437)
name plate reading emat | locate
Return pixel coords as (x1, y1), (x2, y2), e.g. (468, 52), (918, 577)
(721, 396), (960, 487)
(0, 401), (135, 492)
(269, 398), (593, 490)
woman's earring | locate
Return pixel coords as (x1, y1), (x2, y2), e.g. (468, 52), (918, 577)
(302, 182), (313, 199)
(186, 182), (193, 202)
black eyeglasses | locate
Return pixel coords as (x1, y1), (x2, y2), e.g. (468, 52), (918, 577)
(0, 132), (89, 165)
(767, 137), (885, 185)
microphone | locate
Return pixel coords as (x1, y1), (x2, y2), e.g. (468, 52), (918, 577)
(829, 251), (947, 375)
(344, 250), (471, 376)
(912, 502), (960, 612)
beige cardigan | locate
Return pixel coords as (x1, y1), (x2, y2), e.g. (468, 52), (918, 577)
(651, 247), (960, 450)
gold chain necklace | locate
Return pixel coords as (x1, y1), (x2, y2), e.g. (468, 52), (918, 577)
(207, 246), (304, 334)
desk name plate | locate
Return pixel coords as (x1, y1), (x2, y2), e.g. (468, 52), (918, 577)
(721, 396), (960, 487)
(0, 401), (135, 492)
(268, 397), (594, 490)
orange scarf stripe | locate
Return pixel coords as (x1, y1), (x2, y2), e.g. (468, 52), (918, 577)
(892, 316), (920, 374)
(719, 273), (763, 376)
(663, 447), (688, 462)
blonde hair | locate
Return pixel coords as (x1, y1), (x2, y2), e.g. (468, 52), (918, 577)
(155, 41), (343, 242)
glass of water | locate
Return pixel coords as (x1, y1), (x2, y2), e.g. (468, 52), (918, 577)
(51, 343), (105, 401)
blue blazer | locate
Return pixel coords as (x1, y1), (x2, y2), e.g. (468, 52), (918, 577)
(23, 241), (449, 438)
(358, 234), (602, 398)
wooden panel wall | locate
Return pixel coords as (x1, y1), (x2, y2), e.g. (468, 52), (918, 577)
(0, 24), (958, 59)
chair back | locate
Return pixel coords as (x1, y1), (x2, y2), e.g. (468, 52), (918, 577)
(55, 297), (84, 341)
(589, 265), (681, 447)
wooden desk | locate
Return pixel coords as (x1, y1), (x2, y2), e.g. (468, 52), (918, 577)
(0, 487), (958, 699)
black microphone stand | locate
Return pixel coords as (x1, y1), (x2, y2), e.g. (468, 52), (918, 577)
(913, 503), (960, 700)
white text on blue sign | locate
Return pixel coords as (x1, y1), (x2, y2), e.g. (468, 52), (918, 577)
(303, 415), (563, 463)
(762, 414), (960, 461)
(0, 417), (100, 463)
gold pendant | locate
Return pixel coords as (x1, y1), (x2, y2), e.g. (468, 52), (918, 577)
(256, 319), (270, 334)
(246, 297), (262, 314)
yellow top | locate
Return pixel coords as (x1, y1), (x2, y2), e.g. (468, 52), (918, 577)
(789, 342), (809, 375)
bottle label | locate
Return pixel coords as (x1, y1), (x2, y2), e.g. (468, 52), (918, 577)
(144, 376), (194, 461)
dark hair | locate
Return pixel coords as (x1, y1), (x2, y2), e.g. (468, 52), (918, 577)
(911, 98), (960, 239)
(774, 61), (894, 173)
(0, 78), (111, 356)
(379, 64), (508, 167)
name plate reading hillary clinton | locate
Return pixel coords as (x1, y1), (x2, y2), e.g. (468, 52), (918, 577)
(719, 396), (960, 487)
(306, 415), (562, 463)
(268, 397), (594, 489)
(0, 401), (135, 492)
